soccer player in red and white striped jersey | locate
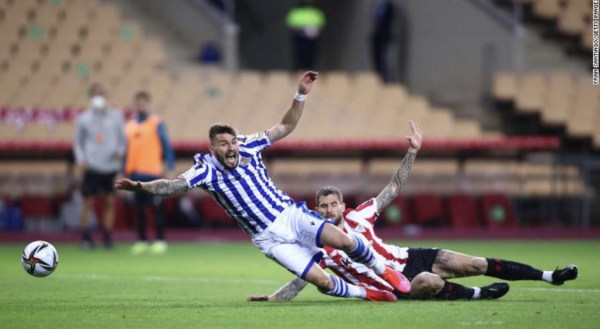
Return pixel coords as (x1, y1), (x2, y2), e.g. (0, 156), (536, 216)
(247, 120), (577, 302)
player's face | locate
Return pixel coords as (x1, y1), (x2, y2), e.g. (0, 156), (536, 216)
(135, 97), (150, 114)
(210, 133), (239, 169)
(316, 194), (345, 226)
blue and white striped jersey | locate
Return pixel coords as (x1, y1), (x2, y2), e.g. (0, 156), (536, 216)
(179, 131), (295, 235)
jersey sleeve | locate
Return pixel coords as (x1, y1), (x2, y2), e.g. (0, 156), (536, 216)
(178, 154), (209, 189)
(237, 130), (271, 155)
(353, 198), (380, 225)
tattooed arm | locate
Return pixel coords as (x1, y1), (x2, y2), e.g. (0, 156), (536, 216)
(375, 120), (422, 213)
(246, 277), (309, 302)
(375, 151), (417, 213)
(114, 178), (189, 196)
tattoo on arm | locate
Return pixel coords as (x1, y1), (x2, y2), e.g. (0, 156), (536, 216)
(271, 277), (309, 301)
(375, 152), (416, 212)
(268, 126), (285, 142)
(141, 178), (188, 196)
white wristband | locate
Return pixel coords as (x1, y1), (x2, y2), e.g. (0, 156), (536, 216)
(294, 92), (307, 102)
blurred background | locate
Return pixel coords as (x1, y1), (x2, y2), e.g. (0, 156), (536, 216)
(0, 0), (599, 243)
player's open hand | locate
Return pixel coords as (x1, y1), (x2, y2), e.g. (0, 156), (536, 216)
(298, 71), (318, 95)
(406, 120), (422, 151)
(114, 178), (142, 191)
(246, 295), (271, 302)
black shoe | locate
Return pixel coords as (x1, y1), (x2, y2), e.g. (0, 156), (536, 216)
(551, 265), (578, 286)
(480, 282), (510, 299)
(79, 240), (96, 250)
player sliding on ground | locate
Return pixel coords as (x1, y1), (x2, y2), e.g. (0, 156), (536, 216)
(247, 120), (578, 302)
(116, 71), (410, 302)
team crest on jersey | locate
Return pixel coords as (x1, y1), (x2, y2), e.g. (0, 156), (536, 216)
(240, 157), (250, 166)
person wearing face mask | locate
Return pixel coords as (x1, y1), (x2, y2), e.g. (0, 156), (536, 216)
(73, 83), (126, 249)
(124, 91), (175, 255)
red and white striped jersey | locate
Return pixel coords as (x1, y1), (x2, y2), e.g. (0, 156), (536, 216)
(343, 198), (409, 272)
(319, 198), (410, 290)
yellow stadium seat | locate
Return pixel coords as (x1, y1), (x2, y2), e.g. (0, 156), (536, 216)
(515, 73), (545, 114)
(533, 0), (561, 20)
(557, 7), (586, 36)
(492, 72), (517, 102)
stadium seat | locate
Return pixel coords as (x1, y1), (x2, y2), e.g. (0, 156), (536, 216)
(464, 160), (519, 195)
(197, 196), (234, 228)
(447, 193), (481, 229)
(557, 7), (586, 37)
(481, 193), (517, 229)
(20, 195), (55, 220)
(379, 195), (412, 227)
(533, 0), (561, 20)
(515, 73), (545, 114)
(492, 72), (517, 103)
(540, 74), (573, 126)
(519, 163), (554, 197)
(413, 193), (446, 227)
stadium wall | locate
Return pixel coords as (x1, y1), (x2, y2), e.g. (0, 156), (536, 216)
(400, 0), (521, 106)
(235, 0), (520, 106)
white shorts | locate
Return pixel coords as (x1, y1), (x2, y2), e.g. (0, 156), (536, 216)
(251, 202), (329, 279)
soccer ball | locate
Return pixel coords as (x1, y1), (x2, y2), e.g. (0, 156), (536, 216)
(21, 241), (59, 277)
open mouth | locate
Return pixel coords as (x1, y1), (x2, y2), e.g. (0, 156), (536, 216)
(224, 153), (237, 167)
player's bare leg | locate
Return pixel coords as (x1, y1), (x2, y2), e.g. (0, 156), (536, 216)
(99, 194), (115, 248)
(431, 250), (487, 278)
(410, 272), (445, 299)
(432, 249), (578, 285)
(80, 196), (95, 249)
(303, 263), (396, 302)
(318, 223), (410, 293)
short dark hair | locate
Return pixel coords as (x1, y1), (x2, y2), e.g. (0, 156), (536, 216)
(135, 91), (151, 101)
(315, 186), (344, 205)
(88, 83), (104, 98)
(209, 123), (237, 144)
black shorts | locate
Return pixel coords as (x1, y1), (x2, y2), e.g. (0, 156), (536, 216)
(81, 171), (117, 197)
(402, 248), (441, 281)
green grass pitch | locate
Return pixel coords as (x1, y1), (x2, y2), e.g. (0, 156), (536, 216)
(1, 240), (599, 329)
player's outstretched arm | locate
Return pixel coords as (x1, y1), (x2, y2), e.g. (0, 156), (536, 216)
(115, 178), (188, 196)
(267, 71), (318, 144)
(246, 277), (309, 302)
(375, 120), (422, 213)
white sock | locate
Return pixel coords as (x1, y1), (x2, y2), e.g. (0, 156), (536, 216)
(373, 262), (385, 275)
(350, 286), (367, 298)
(542, 271), (553, 283)
(471, 287), (481, 300)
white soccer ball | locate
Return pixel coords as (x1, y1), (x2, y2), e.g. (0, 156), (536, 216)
(21, 241), (59, 277)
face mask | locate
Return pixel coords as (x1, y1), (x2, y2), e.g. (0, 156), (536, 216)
(90, 95), (107, 111)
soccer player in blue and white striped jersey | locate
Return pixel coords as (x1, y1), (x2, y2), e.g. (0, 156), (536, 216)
(116, 71), (409, 302)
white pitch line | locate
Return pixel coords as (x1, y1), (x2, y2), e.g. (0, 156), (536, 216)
(54, 275), (600, 293)
(55, 273), (282, 285)
(515, 287), (600, 293)
(458, 321), (503, 326)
